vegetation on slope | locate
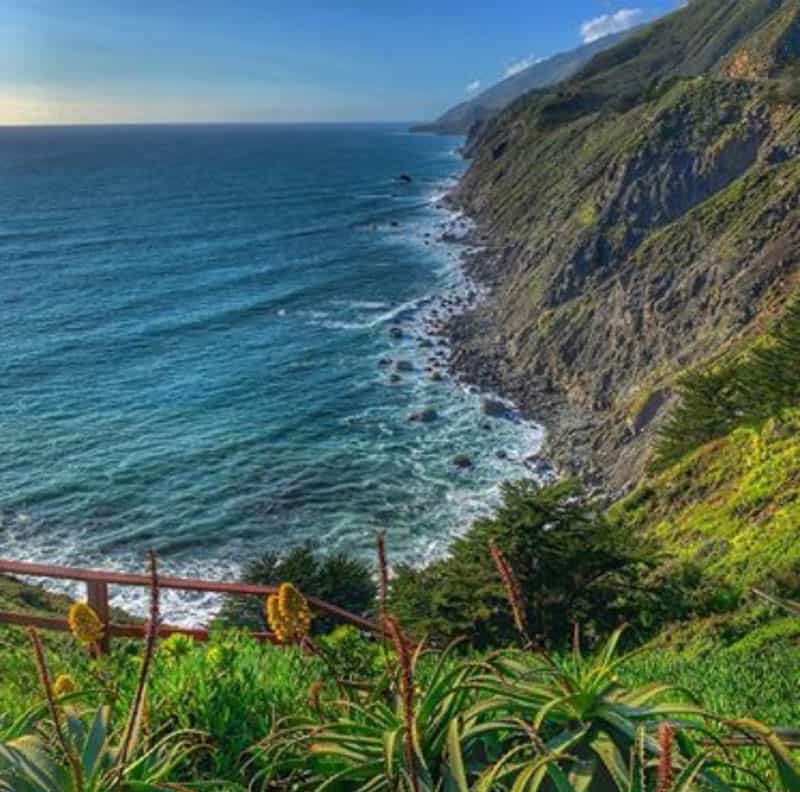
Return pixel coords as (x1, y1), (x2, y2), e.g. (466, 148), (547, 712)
(1, 561), (798, 791)
(452, 0), (800, 487)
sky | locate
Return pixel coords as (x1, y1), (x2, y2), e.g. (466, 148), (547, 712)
(1, 0), (687, 125)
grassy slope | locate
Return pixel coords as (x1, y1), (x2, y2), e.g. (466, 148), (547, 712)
(612, 410), (800, 595)
(0, 574), (76, 616)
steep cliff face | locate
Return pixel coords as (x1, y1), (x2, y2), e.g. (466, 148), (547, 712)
(451, 0), (800, 489)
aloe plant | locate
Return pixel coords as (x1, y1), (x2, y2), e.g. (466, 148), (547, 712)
(251, 639), (481, 791)
(0, 704), (200, 792)
(458, 628), (736, 792)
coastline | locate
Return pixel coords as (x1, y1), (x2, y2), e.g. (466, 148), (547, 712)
(435, 187), (608, 493)
(1, 133), (550, 623)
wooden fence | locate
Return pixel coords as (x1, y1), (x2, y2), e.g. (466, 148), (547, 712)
(0, 558), (383, 653)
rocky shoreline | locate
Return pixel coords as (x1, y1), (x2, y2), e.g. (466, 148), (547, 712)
(434, 194), (613, 493)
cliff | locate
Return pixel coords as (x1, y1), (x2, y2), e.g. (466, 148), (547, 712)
(449, 0), (800, 490)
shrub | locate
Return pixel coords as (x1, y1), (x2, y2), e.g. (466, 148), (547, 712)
(217, 543), (376, 634)
(388, 480), (660, 649)
(150, 631), (323, 780)
(652, 296), (800, 471)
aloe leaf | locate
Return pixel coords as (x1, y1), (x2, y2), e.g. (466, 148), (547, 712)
(446, 718), (470, 792)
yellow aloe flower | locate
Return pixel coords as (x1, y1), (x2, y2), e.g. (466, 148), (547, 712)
(68, 601), (105, 646)
(53, 674), (76, 697)
(265, 583), (312, 644)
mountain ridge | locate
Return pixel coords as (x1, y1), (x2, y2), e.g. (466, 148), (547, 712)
(411, 31), (630, 136)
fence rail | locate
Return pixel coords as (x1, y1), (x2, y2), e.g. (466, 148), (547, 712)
(0, 558), (383, 653)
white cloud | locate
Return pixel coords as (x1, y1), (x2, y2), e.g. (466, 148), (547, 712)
(580, 8), (643, 43)
(466, 80), (482, 95)
(503, 55), (546, 79)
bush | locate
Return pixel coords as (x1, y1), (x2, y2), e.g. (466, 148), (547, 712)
(388, 480), (662, 649)
(652, 296), (800, 471)
(217, 544), (376, 634)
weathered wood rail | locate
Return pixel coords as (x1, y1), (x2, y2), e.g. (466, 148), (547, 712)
(0, 558), (383, 653)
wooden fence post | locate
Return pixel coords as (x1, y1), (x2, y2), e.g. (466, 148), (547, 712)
(87, 581), (111, 654)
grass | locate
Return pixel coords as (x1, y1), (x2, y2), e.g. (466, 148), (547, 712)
(0, 625), (325, 785)
(613, 410), (800, 596)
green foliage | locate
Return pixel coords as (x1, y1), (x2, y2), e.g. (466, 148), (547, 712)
(149, 631), (324, 780)
(652, 297), (800, 471)
(623, 636), (800, 730)
(217, 544), (376, 633)
(317, 626), (385, 682)
(252, 626), (794, 792)
(463, 627), (738, 792)
(2, 604), (798, 790)
(0, 704), (199, 792)
(251, 640), (480, 792)
(0, 629), (325, 788)
(650, 362), (740, 471)
(389, 480), (662, 649)
(619, 409), (800, 599)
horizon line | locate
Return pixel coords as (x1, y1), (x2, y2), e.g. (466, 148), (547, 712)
(0, 119), (432, 130)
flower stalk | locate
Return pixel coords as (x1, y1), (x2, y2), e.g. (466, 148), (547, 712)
(490, 540), (534, 649)
(28, 628), (84, 790)
(656, 722), (675, 792)
(384, 614), (420, 792)
(118, 550), (161, 772)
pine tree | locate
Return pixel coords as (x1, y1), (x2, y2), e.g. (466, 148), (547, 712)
(651, 296), (800, 471)
(651, 363), (741, 471)
(740, 298), (800, 419)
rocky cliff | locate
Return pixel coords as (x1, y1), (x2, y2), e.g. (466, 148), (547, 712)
(449, 0), (800, 490)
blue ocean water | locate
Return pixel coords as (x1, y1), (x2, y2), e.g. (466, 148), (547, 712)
(0, 124), (542, 620)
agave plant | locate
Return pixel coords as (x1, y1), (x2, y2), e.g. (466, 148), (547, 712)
(458, 627), (737, 792)
(251, 636), (482, 791)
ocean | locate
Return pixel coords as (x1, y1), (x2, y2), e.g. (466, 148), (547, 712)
(0, 123), (543, 621)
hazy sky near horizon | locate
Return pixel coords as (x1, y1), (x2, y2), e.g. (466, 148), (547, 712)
(2, 0), (685, 125)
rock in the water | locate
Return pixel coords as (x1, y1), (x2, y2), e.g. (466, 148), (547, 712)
(409, 407), (439, 424)
(390, 373), (403, 384)
(524, 455), (553, 477)
(453, 454), (473, 469)
(430, 371), (444, 382)
(378, 358), (393, 367)
(395, 360), (414, 372)
(481, 398), (508, 418)
(496, 450), (508, 460)
(389, 326), (404, 339)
